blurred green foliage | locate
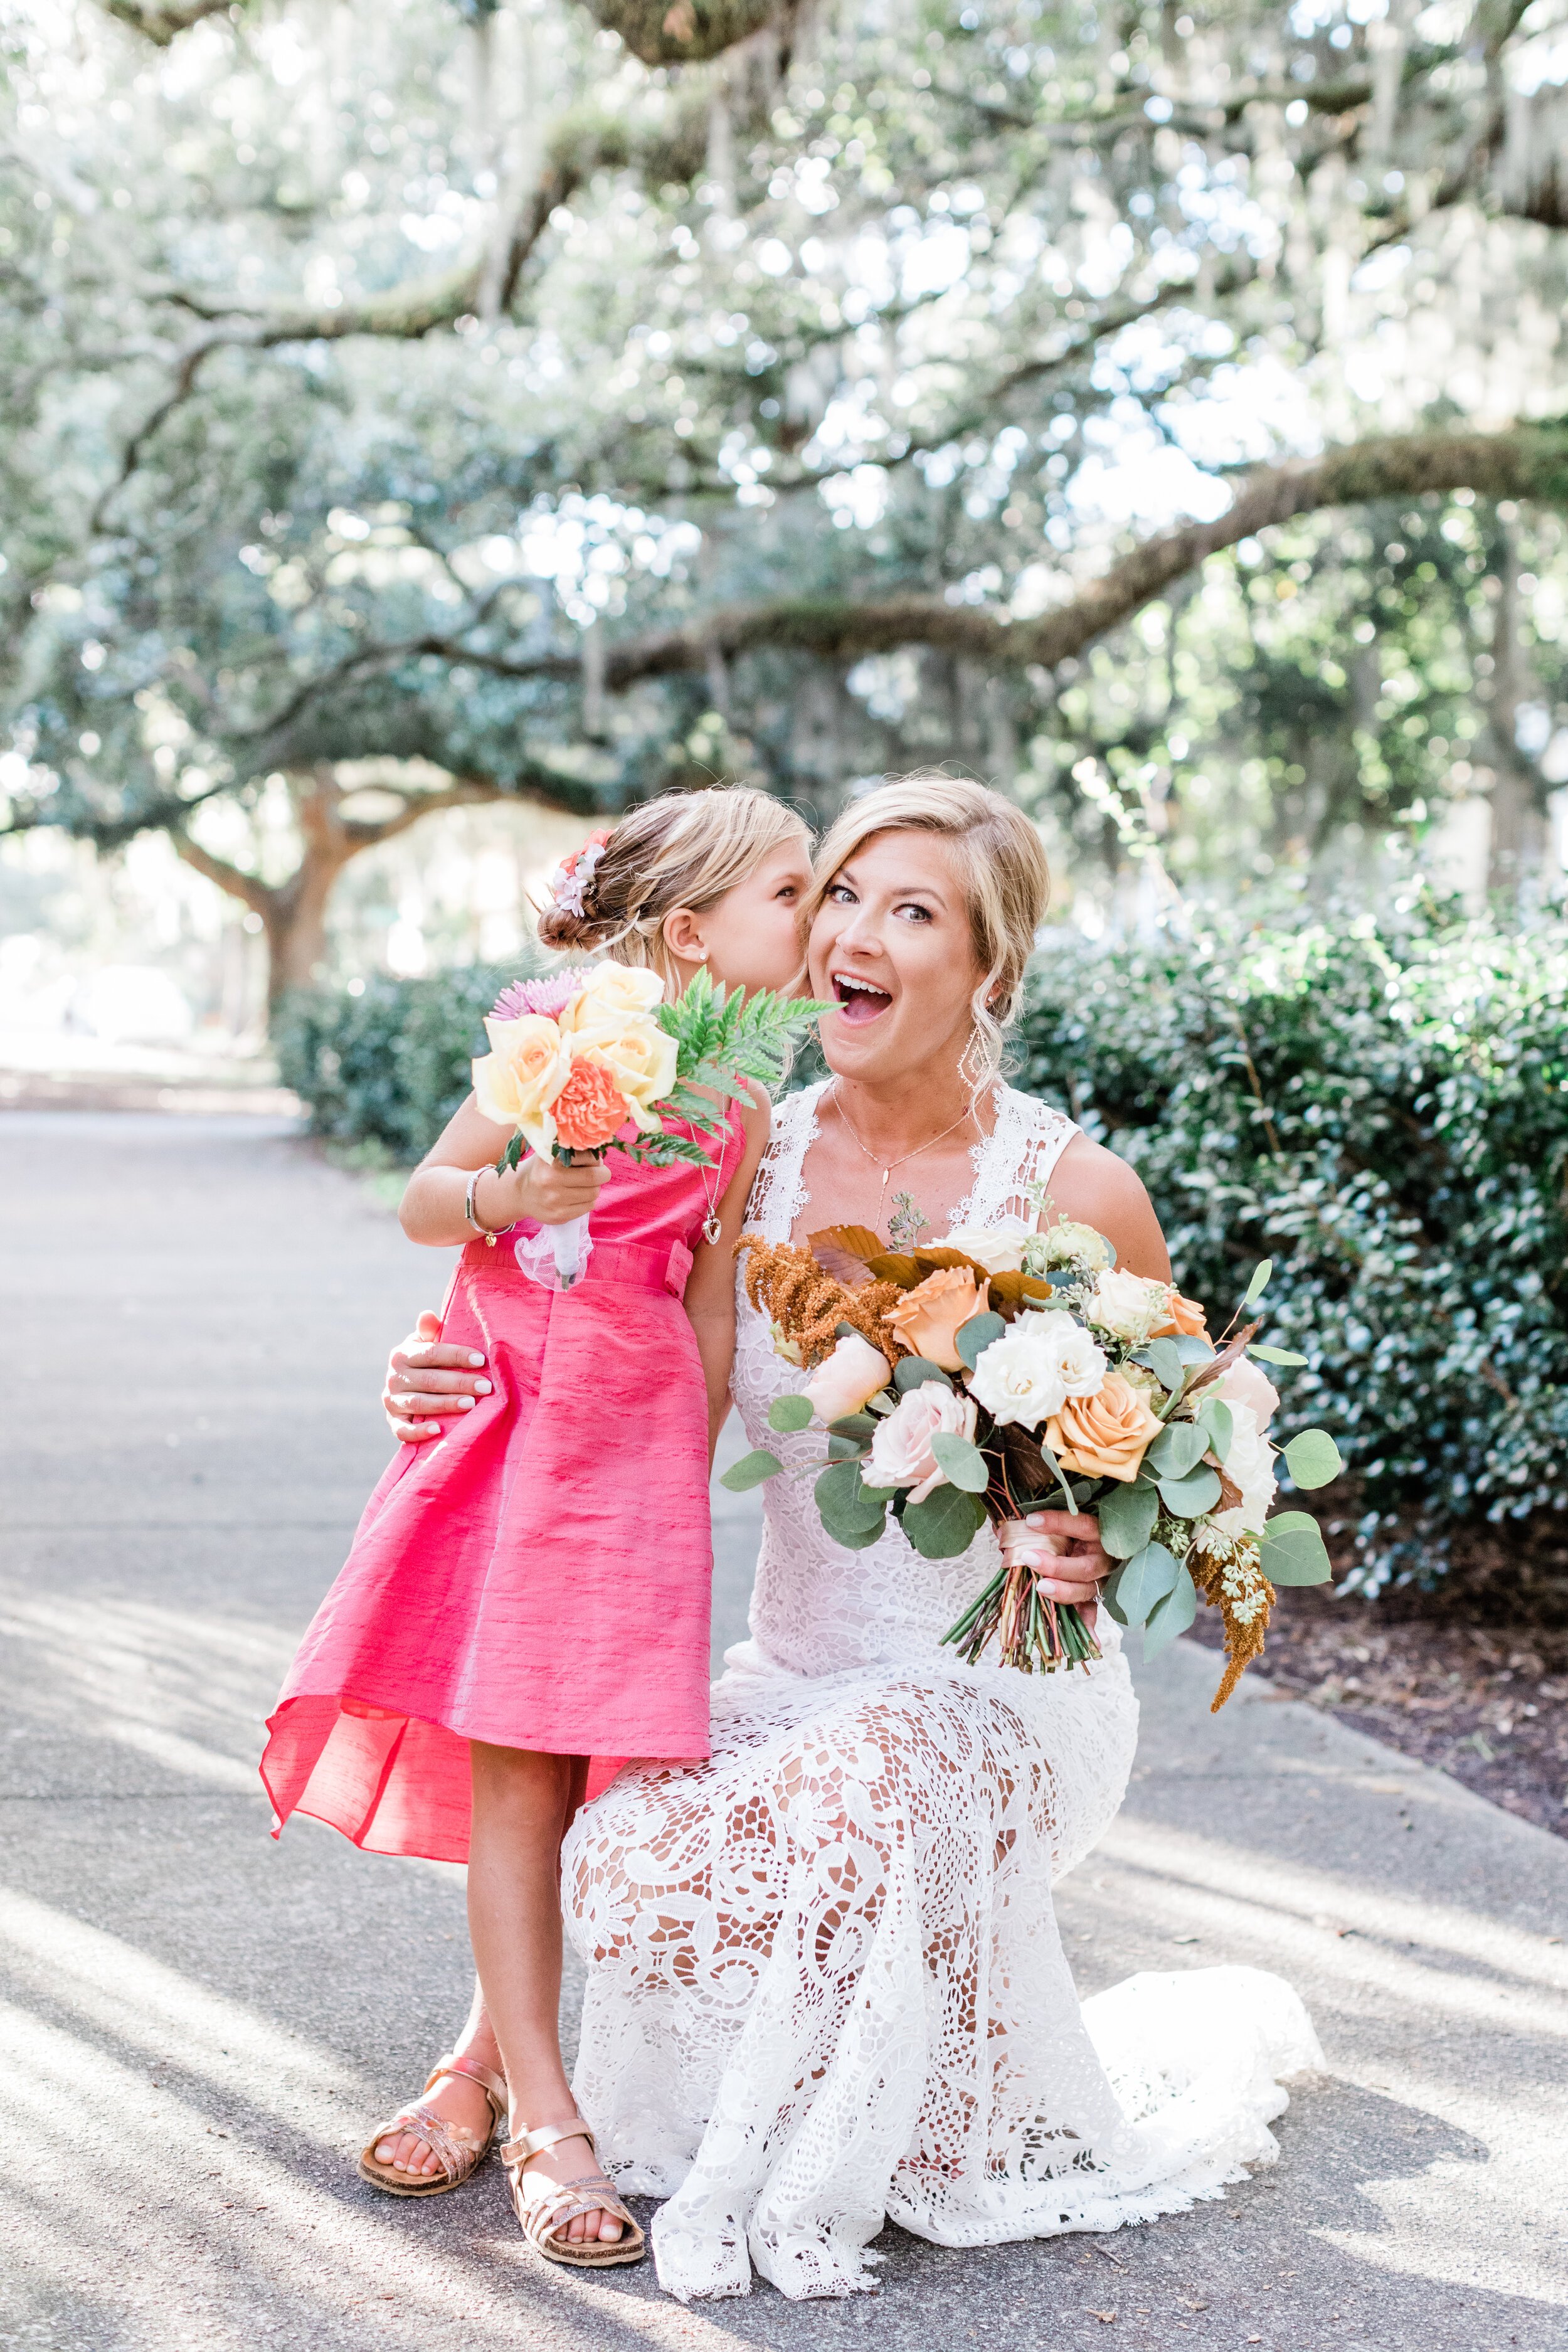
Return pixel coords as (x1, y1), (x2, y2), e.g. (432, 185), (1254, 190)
(1020, 899), (1568, 1589)
(275, 963), (519, 1162)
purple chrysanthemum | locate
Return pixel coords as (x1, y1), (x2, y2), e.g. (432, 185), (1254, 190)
(491, 970), (589, 1021)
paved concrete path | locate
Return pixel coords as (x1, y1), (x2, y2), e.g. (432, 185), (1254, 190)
(3, 1112), (1564, 2352)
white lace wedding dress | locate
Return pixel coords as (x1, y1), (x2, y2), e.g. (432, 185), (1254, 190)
(563, 1082), (1321, 2302)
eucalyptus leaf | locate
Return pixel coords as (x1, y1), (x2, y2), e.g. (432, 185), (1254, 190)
(827, 1432), (869, 1460)
(1283, 1427), (1343, 1490)
(814, 1459), (887, 1539)
(1099, 1565), (1130, 1627)
(955, 1311), (1007, 1370)
(829, 1412), (877, 1441)
(1144, 1419), (1208, 1480)
(1114, 1541), (1181, 1628)
(930, 1431), (990, 1493)
(1244, 1258), (1273, 1305)
(832, 1511), (888, 1552)
(1195, 1397), (1233, 1461)
(893, 1356), (953, 1392)
(1142, 1565), (1198, 1661)
(868, 1392), (896, 1416)
(1096, 1479), (1160, 1560)
(900, 1484), (987, 1559)
(768, 1394), (813, 1434)
(1248, 1344), (1308, 1367)
(1130, 1338), (1185, 1396)
(1173, 1335), (1216, 1365)
(1258, 1510), (1332, 1585)
(1157, 1463), (1222, 1517)
(719, 1448), (783, 1492)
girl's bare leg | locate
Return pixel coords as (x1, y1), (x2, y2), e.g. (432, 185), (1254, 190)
(468, 1744), (621, 2245)
(372, 1972), (502, 2178)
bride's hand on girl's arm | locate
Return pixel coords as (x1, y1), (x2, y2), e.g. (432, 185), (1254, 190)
(1000, 1510), (1108, 1618)
(384, 1311), (492, 1443)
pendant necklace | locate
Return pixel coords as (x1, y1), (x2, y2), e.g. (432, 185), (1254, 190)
(830, 1081), (974, 1204)
(699, 1122), (727, 1247)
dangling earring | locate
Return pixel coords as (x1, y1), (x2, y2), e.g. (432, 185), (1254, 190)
(958, 1023), (992, 1098)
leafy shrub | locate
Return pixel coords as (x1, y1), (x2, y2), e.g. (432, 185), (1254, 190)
(1019, 899), (1568, 1591)
(275, 963), (521, 1162)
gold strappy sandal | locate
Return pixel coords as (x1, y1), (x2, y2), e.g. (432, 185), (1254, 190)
(501, 2117), (645, 2268)
(358, 2050), (508, 2198)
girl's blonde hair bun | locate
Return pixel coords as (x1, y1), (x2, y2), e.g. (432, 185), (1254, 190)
(536, 785), (809, 981)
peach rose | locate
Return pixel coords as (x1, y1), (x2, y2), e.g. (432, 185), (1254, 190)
(803, 1332), (894, 1422)
(884, 1264), (987, 1372)
(1151, 1286), (1209, 1339)
(551, 1057), (631, 1152)
(1046, 1371), (1163, 1483)
(472, 1014), (570, 1152)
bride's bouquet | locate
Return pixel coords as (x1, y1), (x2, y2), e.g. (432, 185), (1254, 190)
(473, 963), (822, 1285)
(728, 1216), (1341, 1710)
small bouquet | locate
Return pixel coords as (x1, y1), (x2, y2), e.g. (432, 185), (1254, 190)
(726, 1214), (1341, 1710)
(473, 963), (824, 1285)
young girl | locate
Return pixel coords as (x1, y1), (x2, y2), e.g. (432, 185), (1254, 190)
(260, 787), (813, 2269)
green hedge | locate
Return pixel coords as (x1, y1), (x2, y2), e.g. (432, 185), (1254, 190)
(278, 905), (1568, 1591)
(1019, 901), (1568, 1592)
(275, 964), (519, 1162)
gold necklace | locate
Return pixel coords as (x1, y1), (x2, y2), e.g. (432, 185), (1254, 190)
(829, 1081), (975, 1199)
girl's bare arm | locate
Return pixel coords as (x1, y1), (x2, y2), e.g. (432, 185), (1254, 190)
(399, 1093), (609, 1248)
(682, 1088), (771, 1466)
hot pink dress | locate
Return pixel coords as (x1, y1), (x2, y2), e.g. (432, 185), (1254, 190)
(260, 1101), (744, 1865)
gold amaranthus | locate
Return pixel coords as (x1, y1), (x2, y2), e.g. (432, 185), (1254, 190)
(1185, 1534), (1275, 1712)
(739, 1236), (903, 1368)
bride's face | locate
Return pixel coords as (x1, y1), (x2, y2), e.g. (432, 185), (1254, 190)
(808, 829), (986, 1086)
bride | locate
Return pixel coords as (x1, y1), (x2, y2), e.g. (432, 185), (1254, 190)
(375, 774), (1319, 2300)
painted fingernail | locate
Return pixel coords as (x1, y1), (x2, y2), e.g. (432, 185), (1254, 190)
(469, 1352), (486, 1367)
(456, 1396), (474, 1409)
(474, 1379), (492, 1394)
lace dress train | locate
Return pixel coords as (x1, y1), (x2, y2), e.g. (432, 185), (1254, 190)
(562, 1084), (1322, 2301)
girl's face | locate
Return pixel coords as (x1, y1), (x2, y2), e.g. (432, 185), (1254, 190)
(684, 834), (815, 996)
(807, 829), (987, 1086)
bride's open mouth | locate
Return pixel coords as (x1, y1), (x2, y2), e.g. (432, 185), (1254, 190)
(831, 971), (893, 1027)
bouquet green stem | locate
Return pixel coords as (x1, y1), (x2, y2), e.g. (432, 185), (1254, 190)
(941, 1555), (1102, 1674)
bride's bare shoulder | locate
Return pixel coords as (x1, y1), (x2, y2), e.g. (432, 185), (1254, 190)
(1046, 1131), (1172, 1283)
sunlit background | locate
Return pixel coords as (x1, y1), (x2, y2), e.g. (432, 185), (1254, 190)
(5, 0), (1568, 1081)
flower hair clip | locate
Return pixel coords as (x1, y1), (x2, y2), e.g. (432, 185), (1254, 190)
(547, 827), (613, 921)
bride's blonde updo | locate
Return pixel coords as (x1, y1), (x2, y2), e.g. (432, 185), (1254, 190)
(537, 786), (809, 987)
(802, 773), (1050, 1086)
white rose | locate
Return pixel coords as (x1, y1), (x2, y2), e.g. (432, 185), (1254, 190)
(1209, 1401), (1278, 1538)
(933, 1216), (1032, 1274)
(966, 1310), (1107, 1430)
(1086, 1267), (1168, 1347)
(1029, 1219), (1116, 1273)
(861, 1382), (978, 1506)
(803, 1332), (894, 1423)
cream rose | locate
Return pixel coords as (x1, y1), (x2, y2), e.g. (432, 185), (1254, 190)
(884, 1264), (987, 1371)
(966, 1310), (1107, 1430)
(861, 1381), (979, 1507)
(472, 1014), (570, 1150)
(1086, 1267), (1168, 1347)
(565, 961), (666, 1024)
(803, 1332), (894, 1423)
(1207, 1400), (1277, 1536)
(571, 1012), (678, 1130)
(933, 1216), (1032, 1275)
(1219, 1352), (1281, 1431)
(1028, 1219), (1116, 1273)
